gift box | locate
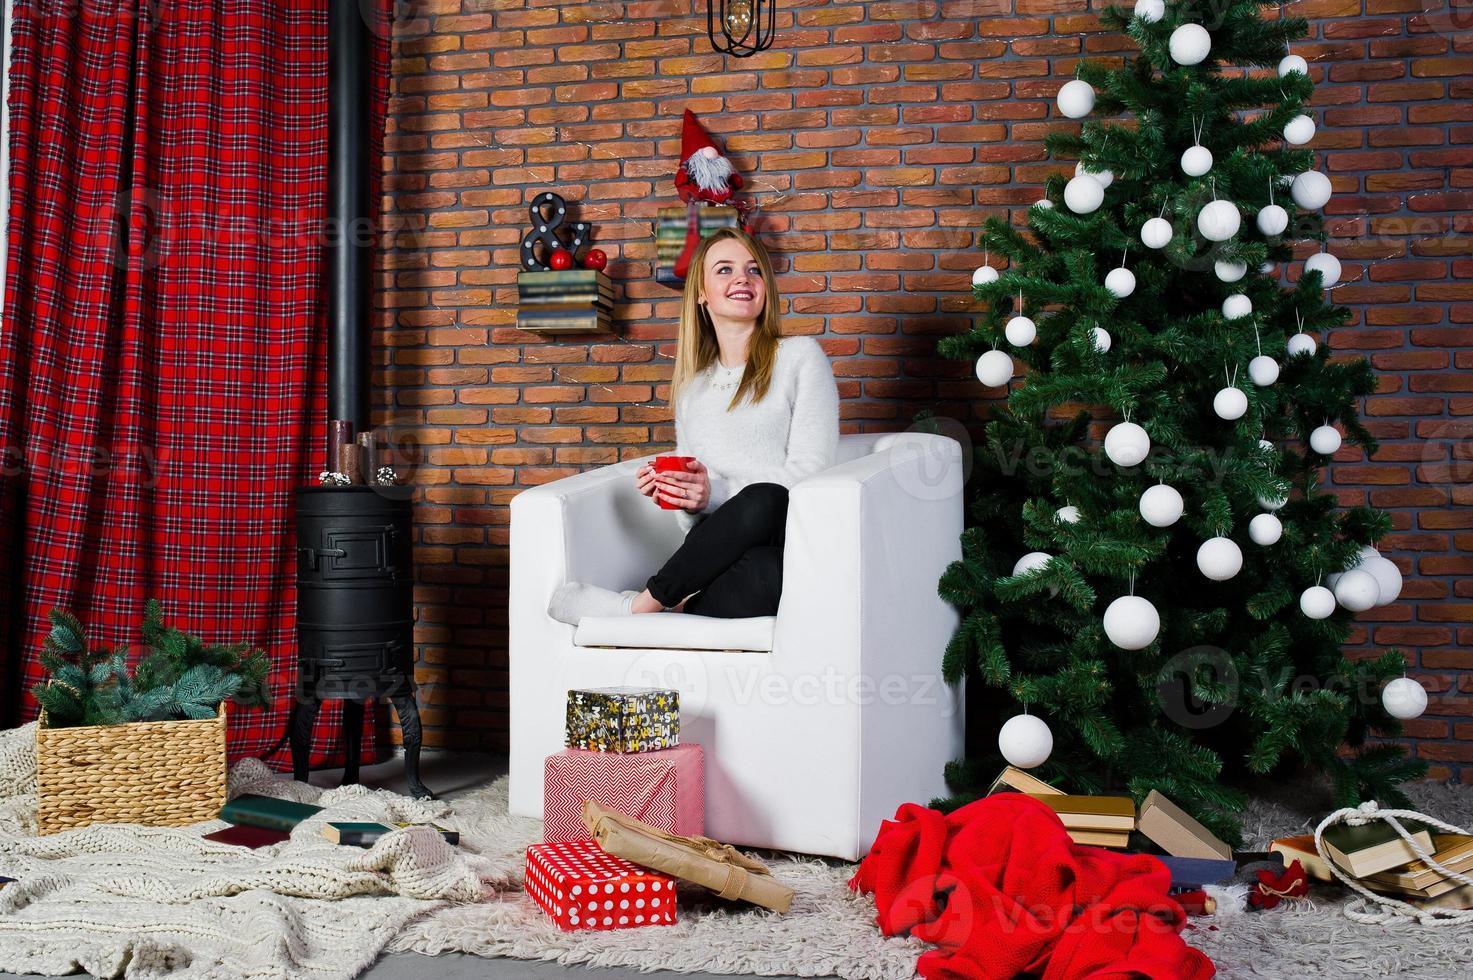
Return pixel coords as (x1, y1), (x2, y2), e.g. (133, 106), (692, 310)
(525, 838), (677, 931)
(544, 743), (703, 844)
(565, 686), (679, 753)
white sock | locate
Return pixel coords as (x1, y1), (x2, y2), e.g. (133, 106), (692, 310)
(547, 583), (637, 626)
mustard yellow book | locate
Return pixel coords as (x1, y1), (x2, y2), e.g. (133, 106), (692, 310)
(1026, 794), (1136, 832)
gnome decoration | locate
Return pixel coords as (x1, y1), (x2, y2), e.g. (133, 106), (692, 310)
(672, 109), (745, 280)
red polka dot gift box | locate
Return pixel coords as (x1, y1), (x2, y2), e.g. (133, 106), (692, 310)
(524, 838), (677, 931)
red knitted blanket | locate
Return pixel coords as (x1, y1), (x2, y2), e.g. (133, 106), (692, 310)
(849, 793), (1215, 980)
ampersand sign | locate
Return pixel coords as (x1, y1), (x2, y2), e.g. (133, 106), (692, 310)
(520, 192), (591, 272)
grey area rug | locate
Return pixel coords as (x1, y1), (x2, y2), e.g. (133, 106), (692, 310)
(392, 777), (1473, 980)
(2, 718), (1471, 980)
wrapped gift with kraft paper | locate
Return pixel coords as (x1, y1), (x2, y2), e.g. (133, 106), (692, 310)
(525, 838), (677, 931)
(565, 686), (679, 753)
(543, 743), (703, 844)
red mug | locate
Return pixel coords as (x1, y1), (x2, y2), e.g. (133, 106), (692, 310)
(653, 455), (696, 510)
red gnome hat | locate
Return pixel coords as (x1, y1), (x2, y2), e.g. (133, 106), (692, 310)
(673, 110), (744, 280)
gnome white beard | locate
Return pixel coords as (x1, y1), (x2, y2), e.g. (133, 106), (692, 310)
(685, 152), (736, 195)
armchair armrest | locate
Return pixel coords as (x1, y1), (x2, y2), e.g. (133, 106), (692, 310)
(778, 432), (965, 675)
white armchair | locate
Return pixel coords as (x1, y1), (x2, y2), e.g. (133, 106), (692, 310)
(508, 432), (965, 860)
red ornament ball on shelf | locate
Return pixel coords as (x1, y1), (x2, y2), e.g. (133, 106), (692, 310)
(549, 249), (574, 270)
(582, 248), (608, 271)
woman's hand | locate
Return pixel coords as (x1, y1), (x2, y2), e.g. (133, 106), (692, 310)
(635, 462), (659, 499)
(655, 460), (710, 513)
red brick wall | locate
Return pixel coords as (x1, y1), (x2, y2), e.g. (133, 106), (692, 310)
(376, 0), (1472, 780)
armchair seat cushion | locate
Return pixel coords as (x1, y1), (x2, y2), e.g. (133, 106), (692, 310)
(574, 613), (775, 652)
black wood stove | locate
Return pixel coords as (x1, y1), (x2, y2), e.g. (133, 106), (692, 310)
(289, 0), (431, 799)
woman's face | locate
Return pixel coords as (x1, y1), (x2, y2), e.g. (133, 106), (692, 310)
(700, 238), (766, 324)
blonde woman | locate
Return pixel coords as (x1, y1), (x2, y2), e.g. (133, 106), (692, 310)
(549, 227), (839, 623)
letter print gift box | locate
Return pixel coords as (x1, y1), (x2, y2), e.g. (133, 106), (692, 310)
(524, 838), (677, 931)
(565, 686), (679, 753)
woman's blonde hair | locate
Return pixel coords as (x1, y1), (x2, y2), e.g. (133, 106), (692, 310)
(670, 226), (781, 410)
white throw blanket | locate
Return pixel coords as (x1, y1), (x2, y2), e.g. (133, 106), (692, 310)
(0, 723), (493, 980)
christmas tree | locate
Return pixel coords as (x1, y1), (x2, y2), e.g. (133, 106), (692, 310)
(937, 0), (1426, 842)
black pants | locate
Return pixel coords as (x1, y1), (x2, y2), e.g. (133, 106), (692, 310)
(646, 483), (787, 618)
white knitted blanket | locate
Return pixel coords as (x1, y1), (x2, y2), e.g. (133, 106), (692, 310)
(0, 722), (494, 980)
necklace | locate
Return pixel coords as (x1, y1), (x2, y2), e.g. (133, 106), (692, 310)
(708, 360), (744, 392)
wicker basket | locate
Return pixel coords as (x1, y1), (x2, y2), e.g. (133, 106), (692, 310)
(35, 703), (228, 834)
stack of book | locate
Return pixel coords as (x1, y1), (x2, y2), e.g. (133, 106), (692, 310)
(1273, 824), (1472, 911)
(206, 793), (322, 848)
(516, 269), (614, 334)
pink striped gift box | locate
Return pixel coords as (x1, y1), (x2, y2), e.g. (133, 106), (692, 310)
(543, 743), (704, 844)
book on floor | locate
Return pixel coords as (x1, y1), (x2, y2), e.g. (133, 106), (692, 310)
(1155, 855), (1237, 888)
(1025, 794), (1136, 832)
(203, 825), (291, 848)
(1363, 835), (1473, 898)
(1137, 791), (1232, 860)
(1068, 828), (1132, 849)
(322, 821), (460, 847)
(217, 794), (323, 832)
(988, 766), (1064, 797)
(1413, 883), (1473, 912)
(1269, 835), (1334, 882)
(1321, 819), (1435, 879)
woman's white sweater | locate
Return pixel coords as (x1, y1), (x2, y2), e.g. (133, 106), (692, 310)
(674, 335), (840, 529)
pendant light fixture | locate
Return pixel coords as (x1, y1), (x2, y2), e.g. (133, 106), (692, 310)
(708, 0), (776, 57)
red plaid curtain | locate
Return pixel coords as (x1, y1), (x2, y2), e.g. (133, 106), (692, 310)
(1, 1), (393, 766)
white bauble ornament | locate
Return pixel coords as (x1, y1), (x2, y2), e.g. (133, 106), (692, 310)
(1286, 333), (1317, 357)
(1057, 505), (1081, 525)
(1197, 537), (1244, 581)
(1141, 217), (1173, 249)
(1325, 571), (1343, 591)
(1300, 585), (1336, 619)
(1381, 677), (1428, 720)
(1092, 327), (1112, 353)
(1259, 487), (1289, 511)
(1076, 162), (1115, 189)
(1005, 315), (1037, 346)
(1134, 0), (1165, 23)
(972, 264), (999, 286)
(1257, 204), (1289, 236)
(1249, 512), (1283, 546)
(1215, 259), (1248, 283)
(1309, 424), (1342, 455)
(1305, 251), (1342, 287)
(1283, 114), (1316, 146)
(1104, 421), (1151, 467)
(1291, 171), (1333, 210)
(1262, 261), (1277, 275)
(1361, 556), (1402, 604)
(1279, 54), (1309, 77)
(1181, 144), (1214, 177)
(1198, 200), (1241, 242)
(1103, 594), (1161, 650)
(1035, 198), (1054, 209)
(1064, 174), (1106, 214)
(1057, 79), (1096, 119)
(1222, 293), (1253, 319)
(1140, 484), (1184, 527)
(998, 714), (1054, 768)
(1334, 569), (1380, 612)
(1248, 355), (1280, 386)
(1105, 267), (1137, 298)
(975, 350), (1014, 387)
(1013, 551), (1053, 578)
(1169, 24), (1212, 66)
(1214, 386), (1248, 420)
(1259, 438), (1276, 454)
